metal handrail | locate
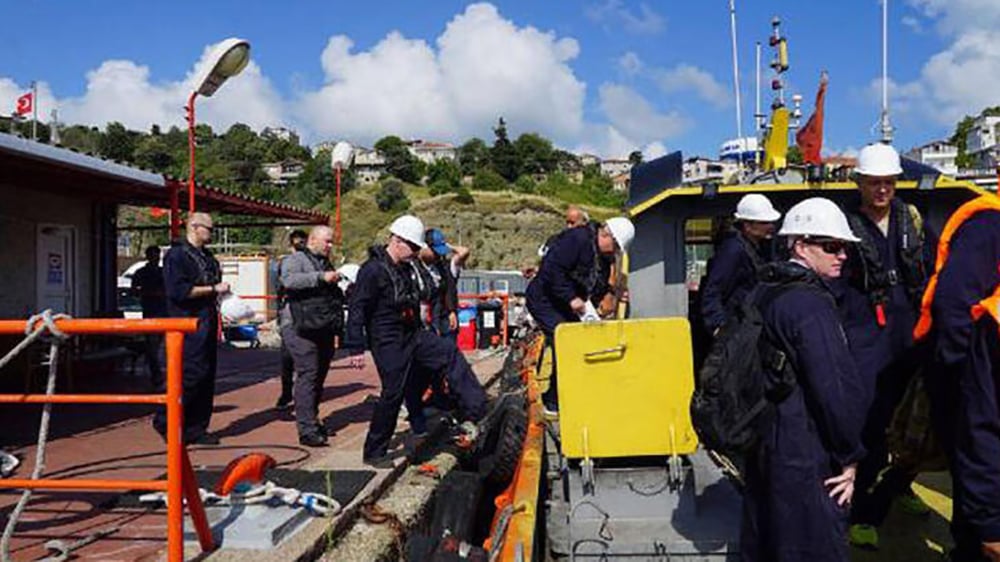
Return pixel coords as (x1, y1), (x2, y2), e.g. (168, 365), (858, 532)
(0, 317), (212, 562)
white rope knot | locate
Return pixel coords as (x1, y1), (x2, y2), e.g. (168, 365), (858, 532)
(25, 309), (71, 341)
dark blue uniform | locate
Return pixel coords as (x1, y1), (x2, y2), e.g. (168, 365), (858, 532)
(525, 226), (610, 410)
(345, 246), (486, 461)
(154, 240), (221, 442)
(742, 262), (867, 562)
(925, 211), (1000, 560)
(835, 199), (928, 527)
(701, 232), (767, 334)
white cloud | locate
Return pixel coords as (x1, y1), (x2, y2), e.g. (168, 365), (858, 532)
(908, 0), (1000, 35)
(655, 64), (730, 109)
(585, 1), (665, 35)
(0, 41), (284, 134)
(901, 15), (924, 33)
(618, 51), (643, 76)
(298, 3), (586, 145)
(595, 83), (689, 156)
(643, 141), (668, 159)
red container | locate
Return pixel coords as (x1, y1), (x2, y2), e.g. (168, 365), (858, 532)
(457, 321), (477, 351)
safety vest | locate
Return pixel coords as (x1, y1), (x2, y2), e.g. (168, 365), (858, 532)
(913, 195), (1000, 341)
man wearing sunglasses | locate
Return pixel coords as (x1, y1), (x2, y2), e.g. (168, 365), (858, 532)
(838, 143), (931, 549)
(155, 212), (229, 445)
(525, 216), (635, 415)
(701, 193), (781, 336)
(344, 215), (486, 468)
(742, 197), (866, 562)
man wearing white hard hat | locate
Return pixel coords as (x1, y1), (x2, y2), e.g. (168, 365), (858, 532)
(741, 197), (866, 562)
(839, 143), (931, 548)
(701, 193), (780, 335)
(525, 216), (635, 414)
(344, 215), (486, 467)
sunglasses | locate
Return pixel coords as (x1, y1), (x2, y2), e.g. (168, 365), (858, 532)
(395, 236), (420, 252)
(806, 238), (849, 255)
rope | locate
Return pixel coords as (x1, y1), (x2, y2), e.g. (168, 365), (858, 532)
(1, 310), (70, 562)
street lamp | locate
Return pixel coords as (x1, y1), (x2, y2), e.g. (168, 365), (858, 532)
(331, 141), (354, 244)
(184, 38), (251, 216)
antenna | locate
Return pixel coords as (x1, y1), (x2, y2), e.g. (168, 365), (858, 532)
(879, 0), (893, 143)
(729, 0), (744, 169)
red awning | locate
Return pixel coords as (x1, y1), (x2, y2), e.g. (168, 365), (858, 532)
(0, 133), (329, 224)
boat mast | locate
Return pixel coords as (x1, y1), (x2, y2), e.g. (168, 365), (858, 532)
(879, 0), (894, 143)
(729, 0), (744, 171)
(755, 41), (762, 167)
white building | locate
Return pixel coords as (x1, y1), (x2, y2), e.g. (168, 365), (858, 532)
(261, 159), (305, 187)
(611, 173), (630, 193)
(578, 153), (600, 168)
(682, 157), (740, 185)
(261, 126), (297, 143)
(353, 147), (386, 185)
(965, 115), (1000, 169)
(905, 141), (958, 176)
(719, 137), (760, 163)
(600, 159), (632, 177)
(406, 140), (456, 164)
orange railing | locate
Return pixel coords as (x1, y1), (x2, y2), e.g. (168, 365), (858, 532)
(0, 318), (213, 562)
(458, 292), (510, 347)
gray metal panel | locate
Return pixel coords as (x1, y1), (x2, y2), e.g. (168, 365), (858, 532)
(0, 132), (166, 187)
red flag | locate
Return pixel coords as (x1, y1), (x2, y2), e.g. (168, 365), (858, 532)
(149, 207), (169, 218)
(14, 92), (32, 116)
(795, 72), (828, 165)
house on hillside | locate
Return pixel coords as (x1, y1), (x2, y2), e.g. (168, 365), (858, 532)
(681, 157), (738, 185)
(354, 147), (386, 185)
(965, 115), (1000, 169)
(600, 158), (632, 177)
(578, 153), (600, 168)
(406, 140), (456, 164)
(261, 126), (297, 143)
(261, 158), (305, 187)
(906, 140), (958, 176)
(611, 172), (630, 192)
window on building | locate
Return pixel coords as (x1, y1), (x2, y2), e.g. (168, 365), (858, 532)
(684, 216), (731, 291)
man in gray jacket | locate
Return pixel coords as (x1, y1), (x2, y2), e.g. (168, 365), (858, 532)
(280, 226), (344, 447)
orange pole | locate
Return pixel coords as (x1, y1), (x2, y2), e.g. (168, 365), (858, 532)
(0, 395), (166, 405)
(0, 479), (167, 491)
(0, 318), (197, 335)
(182, 449), (215, 552)
(165, 331), (184, 562)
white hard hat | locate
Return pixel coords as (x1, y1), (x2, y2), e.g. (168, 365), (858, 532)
(389, 215), (426, 248)
(855, 143), (902, 177)
(778, 197), (860, 242)
(734, 193), (781, 222)
(604, 217), (636, 251)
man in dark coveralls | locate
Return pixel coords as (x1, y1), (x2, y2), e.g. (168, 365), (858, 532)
(154, 212), (228, 444)
(525, 216), (634, 415)
(916, 193), (1000, 562)
(701, 193), (780, 335)
(344, 215), (486, 468)
(742, 197), (867, 562)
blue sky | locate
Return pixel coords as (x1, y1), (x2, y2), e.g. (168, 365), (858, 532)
(2, 1), (998, 158)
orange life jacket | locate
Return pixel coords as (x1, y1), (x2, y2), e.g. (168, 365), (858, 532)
(914, 195), (1000, 341)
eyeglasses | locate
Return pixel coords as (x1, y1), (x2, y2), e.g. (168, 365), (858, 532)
(806, 238), (848, 255)
(191, 223), (214, 232)
(394, 236), (420, 252)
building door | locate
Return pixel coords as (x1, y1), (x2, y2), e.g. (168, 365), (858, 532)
(37, 225), (75, 314)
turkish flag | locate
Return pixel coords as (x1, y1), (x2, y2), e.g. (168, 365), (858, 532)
(796, 73), (828, 165)
(14, 92), (32, 116)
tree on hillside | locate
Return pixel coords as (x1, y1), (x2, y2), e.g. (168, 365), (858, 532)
(376, 178), (411, 212)
(553, 149), (581, 174)
(220, 123), (268, 187)
(98, 122), (137, 162)
(629, 150), (644, 166)
(515, 133), (556, 175)
(59, 125), (102, 154)
(427, 158), (462, 190)
(458, 138), (490, 176)
(473, 168), (508, 191)
(375, 135), (421, 183)
(490, 117), (520, 181)
(133, 135), (174, 171)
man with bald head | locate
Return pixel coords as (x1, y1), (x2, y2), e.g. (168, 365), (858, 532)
(280, 225), (344, 447)
(155, 212), (229, 444)
(565, 205), (589, 229)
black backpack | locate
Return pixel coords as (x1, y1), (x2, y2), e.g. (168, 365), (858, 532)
(690, 282), (800, 462)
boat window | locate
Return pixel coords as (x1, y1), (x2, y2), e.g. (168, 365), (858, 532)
(684, 217), (731, 291)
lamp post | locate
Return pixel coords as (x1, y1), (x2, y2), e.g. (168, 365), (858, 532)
(184, 38), (251, 215)
(331, 141), (354, 245)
